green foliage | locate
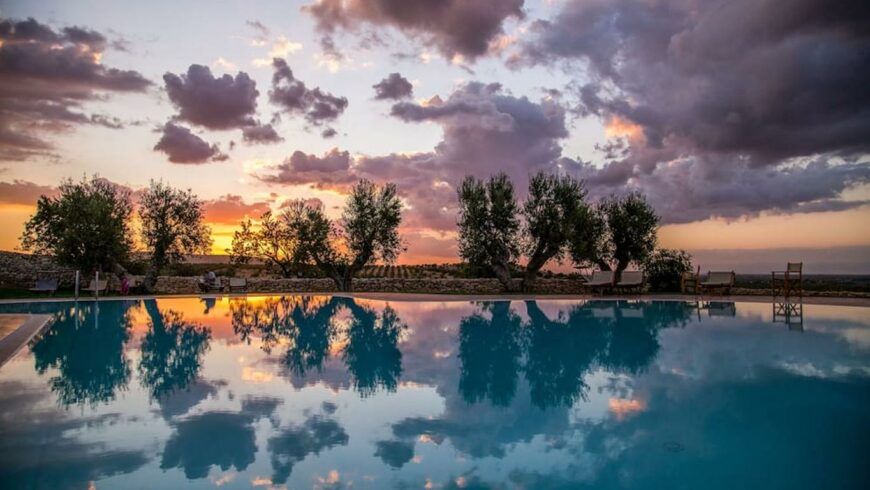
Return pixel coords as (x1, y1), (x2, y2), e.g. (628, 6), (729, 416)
(287, 180), (404, 291)
(522, 172), (589, 290)
(457, 173), (520, 290)
(139, 181), (212, 289)
(643, 248), (693, 292)
(596, 192), (660, 273)
(230, 210), (304, 277)
(20, 175), (133, 273)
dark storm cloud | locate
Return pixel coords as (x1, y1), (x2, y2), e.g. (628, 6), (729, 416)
(0, 17), (151, 161)
(373, 73), (413, 100)
(241, 123), (284, 144)
(163, 64), (259, 130)
(508, 0), (870, 222)
(268, 58), (348, 135)
(574, 155), (870, 224)
(153, 122), (227, 164)
(302, 0), (525, 60)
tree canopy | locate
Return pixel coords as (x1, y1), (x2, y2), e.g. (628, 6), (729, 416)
(139, 181), (212, 290)
(521, 172), (589, 291)
(230, 210), (304, 277)
(457, 173), (520, 291)
(598, 192), (659, 275)
(20, 175), (133, 273)
(289, 180), (404, 291)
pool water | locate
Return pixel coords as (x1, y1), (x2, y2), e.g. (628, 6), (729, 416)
(0, 297), (867, 489)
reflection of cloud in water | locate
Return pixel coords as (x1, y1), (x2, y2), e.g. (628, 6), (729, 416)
(157, 377), (225, 420)
(0, 380), (150, 489)
(374, 440), (415, 468)
(161, 395), (282, 479)
(268, 413), (349, 484)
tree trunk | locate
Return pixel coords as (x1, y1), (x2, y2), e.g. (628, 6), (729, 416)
(491, 260), (515, 292)
(521, 247), (551, 293)
(615, 259), (630, 283)
(144, 259), (163, 294)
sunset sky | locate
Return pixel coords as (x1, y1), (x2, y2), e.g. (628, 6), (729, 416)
(1, 0), (868, 272)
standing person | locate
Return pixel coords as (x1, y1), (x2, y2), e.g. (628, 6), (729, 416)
(119, 272), (130, 295)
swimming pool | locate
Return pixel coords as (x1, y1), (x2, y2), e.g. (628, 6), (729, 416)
(0, 296), (867, 489)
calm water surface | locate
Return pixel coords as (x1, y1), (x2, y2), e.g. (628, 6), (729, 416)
(0, 297), (868, 489)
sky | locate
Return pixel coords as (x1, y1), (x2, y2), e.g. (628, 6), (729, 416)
(0, 0), (868, 272)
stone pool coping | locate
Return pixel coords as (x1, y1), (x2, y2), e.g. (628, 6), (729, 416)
(0, 292), (867, 307)
(0, 314), (54, 368)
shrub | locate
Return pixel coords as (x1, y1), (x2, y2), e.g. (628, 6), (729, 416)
(643, 249), (693, 292)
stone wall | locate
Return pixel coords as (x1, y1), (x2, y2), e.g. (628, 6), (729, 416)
(0, 251), (76, 288)
(149, 276), (587, 295)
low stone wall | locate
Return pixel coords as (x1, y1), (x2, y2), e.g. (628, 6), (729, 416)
(0, 251), (76, 288)
(150, 277), (587, 295)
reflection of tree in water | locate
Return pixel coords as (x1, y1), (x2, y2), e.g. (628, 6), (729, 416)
(458, 301), (523, 406)
(29, 301), (136, 407)
(458, 300), (693, 409)
(524, 301), (611, 408)
(230, 296), (406, 397)
(138, 300), (211, 399)
(231, 296), (341, 376)
(342, 301), (407, 397)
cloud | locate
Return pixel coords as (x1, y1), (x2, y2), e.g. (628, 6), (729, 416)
(257, 148), (355, 187)
(0, 179), (58, 205)
(241, 123), (284, 144)
(163, 64), (259, 130)
(509, 0), (870, 222)
(268, 58), (348, 132)
(301, 0), (525, 61)
(153, 122), (227, 164)
(255, 82), (568, 232)
(373, 73), (413, 100)
(0, 17), (151, 160)
(202, 194), (271, 224)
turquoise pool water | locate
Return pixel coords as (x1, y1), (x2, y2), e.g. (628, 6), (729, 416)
(0, 297), (867, 489)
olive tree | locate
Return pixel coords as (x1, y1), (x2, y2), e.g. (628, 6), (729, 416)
(20, 176), (133, 274)
(578, 193), (659, 279)
(521, 172), (589, 291)
(139, 181), (212, 291)
(230, 210), (304, 277)
(456, 173), (520, 291)
(288, 180), (403, 291)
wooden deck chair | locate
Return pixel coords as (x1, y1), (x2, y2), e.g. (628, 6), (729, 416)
(586, 270), (614, 294)
(699, 271), (735, 295)
(615, 271), (644, 293)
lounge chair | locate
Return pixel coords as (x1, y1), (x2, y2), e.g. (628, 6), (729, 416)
(586, 270), (614, 293)
(614, 271), (644, 293)
(681, 266), (700, 294)
(771, 262), (802, 299)
(228, 277), (247, 293)
(29, 278), (58, 294)
(699, 271), (735, 295)
(82, 279), (108, 293)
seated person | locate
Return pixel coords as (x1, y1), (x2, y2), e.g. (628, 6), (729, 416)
(198, 270), (219, 291)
